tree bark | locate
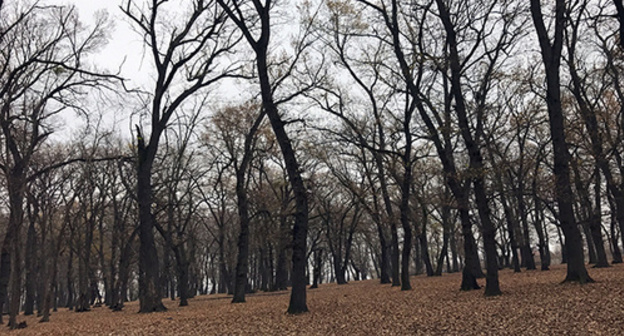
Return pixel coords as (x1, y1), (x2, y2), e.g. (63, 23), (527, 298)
(2, 168), (27, 328)
(23, 216), (37, 315)
(434, 198), (451, 276)
(256, 35), (308, 315)
(435, 0), (500, 296)
(374, 152), (401, 287)
(232, 111), (265, 303)
(136, 128), (167, 313)
(174, 248), (190, 307)
(215, 0), (310, 312)
(607, 192), (623, 263)
(530, 0), (592, 283)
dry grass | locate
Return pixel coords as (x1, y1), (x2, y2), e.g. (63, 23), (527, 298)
(4, 264), (624, 335)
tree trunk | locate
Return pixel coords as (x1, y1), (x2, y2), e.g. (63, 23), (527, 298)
(254, 45), (308, 314)
(591, 169), (610, 268)
(374, 151), (401, 287)
(516, 186), (536, 270)
(566, 4), (624, 265)
(232, 112), (265, 303)
(436, 0), (500, 295)
(76, 214), (94, 312)
(607, 192), (624, 263)
(419, 228), (434, 277)
(459, 207), (482, 290)
(449, 222), (459, 273)
(23, 217), (37, 316)
(333, 256), (347, 285)
(136, 128), (167, 313)
(273, 212), (289, 291)
(531, 0), (593, 284)
(434, 201), (451, 276)
(0, 233), (11, 325)
(533, 191), (551, 270)
(174, 247), (190, 307)
(66, 243), (74, 309)
(4, 169), (27, 328)
(376, 221), (391, 283)
(502, 196), (522, 273)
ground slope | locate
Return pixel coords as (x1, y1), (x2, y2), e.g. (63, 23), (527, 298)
(4, 264), (624, 335)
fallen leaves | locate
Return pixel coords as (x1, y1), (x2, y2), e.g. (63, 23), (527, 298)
(4, 264), (624, 335)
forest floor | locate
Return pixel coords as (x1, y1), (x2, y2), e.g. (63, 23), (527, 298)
(3, 263), (624, 335)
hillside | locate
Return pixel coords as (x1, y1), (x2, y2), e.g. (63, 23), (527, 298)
(4, 264), (624, 335)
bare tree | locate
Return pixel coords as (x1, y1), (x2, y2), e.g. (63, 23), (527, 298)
(530, 0), (593, 283)
(216, 0), (322, 313)
(121, 0), (241, 312)
(0, 3), (116, 327)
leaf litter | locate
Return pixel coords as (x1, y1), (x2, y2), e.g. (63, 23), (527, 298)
(4, 264), (624, 335)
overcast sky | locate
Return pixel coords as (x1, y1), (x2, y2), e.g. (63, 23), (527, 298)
(43, 0), (274, 141)
(64, 1), (147, 85)
(47, 1), (202, 140)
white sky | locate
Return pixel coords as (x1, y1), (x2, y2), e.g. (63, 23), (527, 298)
(38, 0), (147, 141)
(66, 1), (144, 81)
(42, 0), (294, 142)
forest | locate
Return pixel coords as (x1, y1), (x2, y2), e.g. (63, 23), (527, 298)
(1, 0), (624, 332)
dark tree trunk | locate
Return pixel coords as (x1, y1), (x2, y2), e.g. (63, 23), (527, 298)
(571, 161), (598, 266)
(399, 186), (413, 290)
(217, 234), (229, 294)
(66, 243), (74, 309)
(419, 227), (434, 277)
(259, 248), (270, 291)
(333, 257), (347, 285)
(371, 112), (394, 285)
(111, 231), (136, 311)
(510, 157), (536, 271)
(217, 0), (310, 312)
(232, 112), (265, 303)
(76, 212), (94, 312)
(0, 234), (11, 325)
(136, 128), (167, 313)
(374, 150), (399, 286)
(98, 217), (109, 307)
(590, 169), (609, 268)
(273, 212), (289, 291)
(516, 186), (536, 270)
(310, 250), (320, 289)
(174, 248), (190, 307)
(503, 200), (522, 273)
(376, 221), (391, 283)
(607, 192), (624, 263)
(232, 175), (251, 302)
(3, 169), (27, 328)
(434, 205), (450, 276)
(494, 165), (521, 273)
(436, 0), (500, 296)
(583, 218), (598, 264)
(566, 14), (617, 268)
(413, 239), (423, 275)
(610, 190), (624, 254)
(531, 0), (593, 284)
(449, 222), (459, 273)
(459, 207), (482, 290)
(533, 191), (551, 270)
(256, 40), (308, 315)
(23, 217), (37, 316)
(39, 230), (62, 323)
